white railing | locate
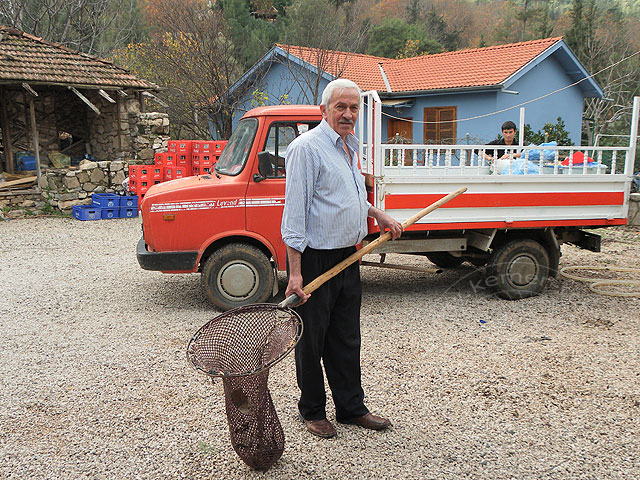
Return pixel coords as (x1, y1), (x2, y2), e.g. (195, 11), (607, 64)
(378, 143), (631, 176)
(359, 92), (640, 179)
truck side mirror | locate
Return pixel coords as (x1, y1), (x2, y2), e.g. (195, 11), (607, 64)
(255, 151), (275, 182)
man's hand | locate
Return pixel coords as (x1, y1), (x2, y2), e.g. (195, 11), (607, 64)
(285, 273), (310, 306)
(369, 206), (403, 240)
(285, 246), (310, 305)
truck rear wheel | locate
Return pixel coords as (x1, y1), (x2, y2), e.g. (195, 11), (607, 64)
(201, 243), (274, 311)
(487, 239), (549, 300)
(426, 252), (465, 268)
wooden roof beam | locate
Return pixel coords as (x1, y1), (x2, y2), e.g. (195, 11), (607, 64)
(22, 82), (38, 96)
(142, 91), (168, 108)
(98, 89), (116, 103)
(68, 86), (100, 115)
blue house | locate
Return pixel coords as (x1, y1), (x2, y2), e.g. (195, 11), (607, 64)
(213, 37), (602, 145)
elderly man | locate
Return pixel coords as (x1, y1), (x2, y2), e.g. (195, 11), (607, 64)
(281, 78), (403, 439)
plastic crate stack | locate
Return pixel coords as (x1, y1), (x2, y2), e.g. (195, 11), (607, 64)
(128, 164), (164, 207)
(192, 140), (227, 175)
(127, 139), (228, 204)
(72, 193), (139, 221)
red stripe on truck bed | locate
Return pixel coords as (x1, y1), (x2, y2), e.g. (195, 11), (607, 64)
(385, 191), (624, 209)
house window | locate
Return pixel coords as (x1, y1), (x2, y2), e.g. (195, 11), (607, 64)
(423, 106), (457, 144)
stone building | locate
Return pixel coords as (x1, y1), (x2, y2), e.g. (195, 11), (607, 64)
(0, 26), (168, 216)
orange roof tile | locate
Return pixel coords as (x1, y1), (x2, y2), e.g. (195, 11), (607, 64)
(276, 44), (388, 91)
(278, 37), (563, 93)
(0, 26), (158, 90)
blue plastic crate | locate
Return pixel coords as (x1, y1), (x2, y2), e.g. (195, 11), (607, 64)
(101, 208), (118, 219)
(92, 193), (120, 208)
(119, 207), (138, 218)
(73, 205), (101, 221)
(15, 152), (36, 171)
(120, 195), (138, 208)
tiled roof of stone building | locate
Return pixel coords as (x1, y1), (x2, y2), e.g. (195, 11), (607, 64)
(0, 26), (158, 90)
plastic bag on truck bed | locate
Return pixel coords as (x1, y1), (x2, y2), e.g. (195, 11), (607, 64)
(527, 141), (557, 162)
(501, 159), (541, 175)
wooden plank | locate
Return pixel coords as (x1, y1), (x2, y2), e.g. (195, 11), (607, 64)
(116, 95), (123, 150)
(0, 188), (39, 196)
(27, 95), (42, 184)
(22, 83), (38, 97)
(0, 87), (14, 173)
(98, 89), (116, 103)
(0, 175), (37, 189)
(68, 86), (101, 115)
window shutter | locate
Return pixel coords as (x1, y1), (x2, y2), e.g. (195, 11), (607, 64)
(439, 107), (457, 144)
(424, 108), (438, 142)
(423, 106), (457, 144)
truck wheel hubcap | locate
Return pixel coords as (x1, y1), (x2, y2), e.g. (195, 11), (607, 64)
(507, 255), (536, 286)
(217, 261), (259, 300)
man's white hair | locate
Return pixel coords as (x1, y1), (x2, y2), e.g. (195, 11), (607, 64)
(320, 78), (361, 107)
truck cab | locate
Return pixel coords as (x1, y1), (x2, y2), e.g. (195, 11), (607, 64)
(137, 105), (322, 310)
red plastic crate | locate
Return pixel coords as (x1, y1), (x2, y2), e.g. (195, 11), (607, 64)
(164, 166), (191, 180)
(154, 152), (165, 166)
(164, 153), (176, 167)
(192, 166), (201, 175)
(201, 155), (214, 168)
(213, 141), (227, 155)
(177, 153), (191, 167)
(192, 154), (200, 168)
(177, 140), (193, 156)
(151, 166), (164, 180)
(139, 180), (150, 193)
(168, 140), (178, 153)
(129, 165), (150, 180)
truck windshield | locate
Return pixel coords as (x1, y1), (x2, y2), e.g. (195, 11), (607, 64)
(215, 118), (259, 176)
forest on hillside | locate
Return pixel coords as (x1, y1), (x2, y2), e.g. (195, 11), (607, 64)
(1, 0), (639, 145)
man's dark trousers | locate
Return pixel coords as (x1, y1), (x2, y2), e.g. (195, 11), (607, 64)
(294, 246), (369, 422)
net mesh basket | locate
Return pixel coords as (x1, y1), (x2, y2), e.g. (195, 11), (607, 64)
(187, 304), (303, 470)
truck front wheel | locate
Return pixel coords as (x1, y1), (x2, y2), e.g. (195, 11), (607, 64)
(487, 239), (549, 300)
(201, 243), (274, 311)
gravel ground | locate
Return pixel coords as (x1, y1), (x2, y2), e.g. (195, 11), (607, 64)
(0, 217), (638, 479)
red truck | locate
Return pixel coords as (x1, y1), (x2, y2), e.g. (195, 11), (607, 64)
(137, 94), (638, 310)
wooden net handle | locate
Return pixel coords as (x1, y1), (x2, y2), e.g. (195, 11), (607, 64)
(278, 186), (467, 308)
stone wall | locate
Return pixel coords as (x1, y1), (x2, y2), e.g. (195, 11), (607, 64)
(88, 97), (169, 162)
(130, 112), (170, 163)
(0, 189), (44, 219)
(37, 159), (129, 212)
(1, 159), (132, 218)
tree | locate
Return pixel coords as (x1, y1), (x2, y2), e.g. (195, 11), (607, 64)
(221, 0), (284, 69)
(563, 1), (640, 149)
(406, 0), (421, 24)
(276, 0), (370, 104)
(0, 0), (145, 56)
(367, 17), (442, 58)
(523, 117), (572, 145)
(113, 0), (249, 139)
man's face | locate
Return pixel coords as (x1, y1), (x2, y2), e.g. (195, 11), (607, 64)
(502, 128), (516, 144)
(320, 87), (360, 139)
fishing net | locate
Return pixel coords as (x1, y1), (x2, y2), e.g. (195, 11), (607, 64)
(187, 303), (303, 470)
